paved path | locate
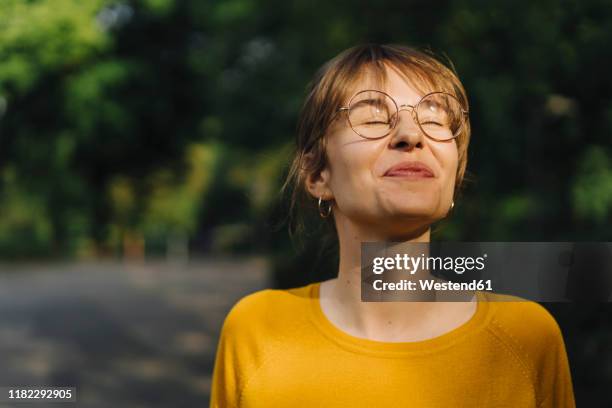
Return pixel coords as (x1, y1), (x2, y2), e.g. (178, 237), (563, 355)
(0, 258), (268, 408)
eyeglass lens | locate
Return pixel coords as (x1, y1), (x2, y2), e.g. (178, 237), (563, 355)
(347, 90), (464, 140)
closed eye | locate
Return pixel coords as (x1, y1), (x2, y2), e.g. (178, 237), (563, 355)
(420, 121), (444, 126)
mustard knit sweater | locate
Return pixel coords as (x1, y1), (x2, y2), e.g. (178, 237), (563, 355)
(210, 282), (575, 407)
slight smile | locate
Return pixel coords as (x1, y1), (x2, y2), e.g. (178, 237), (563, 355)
(383, 161), (435, 179)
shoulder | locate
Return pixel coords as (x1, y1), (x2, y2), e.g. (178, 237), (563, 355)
(221, 282), (316, 337)
(483, 293), (567, 374)
(484, 293), (564, 343)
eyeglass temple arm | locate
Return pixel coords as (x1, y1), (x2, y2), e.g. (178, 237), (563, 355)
(330, 107), (349, 121)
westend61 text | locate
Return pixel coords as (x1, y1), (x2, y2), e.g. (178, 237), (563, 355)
(372, 279), (493, 291)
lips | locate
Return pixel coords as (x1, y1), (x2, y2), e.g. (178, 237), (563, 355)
(383, 161), (435, 178)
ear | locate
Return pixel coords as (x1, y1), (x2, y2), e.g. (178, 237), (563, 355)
(302, 152), (334, 201)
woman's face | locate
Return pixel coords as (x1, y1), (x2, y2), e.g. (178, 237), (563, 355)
(308, 65), (459, 236)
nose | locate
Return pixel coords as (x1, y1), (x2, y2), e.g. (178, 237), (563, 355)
(387, 106), (424, 150)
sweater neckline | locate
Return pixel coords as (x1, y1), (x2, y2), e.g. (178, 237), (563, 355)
(308, 281), (493, 358)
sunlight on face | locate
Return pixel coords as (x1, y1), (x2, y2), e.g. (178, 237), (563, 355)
(323, 64), (459, 235)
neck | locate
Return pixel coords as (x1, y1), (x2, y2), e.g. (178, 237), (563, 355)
(335, 216), (432, 288)
(323, 215), (443, 339)
(319, 213), (477, 342)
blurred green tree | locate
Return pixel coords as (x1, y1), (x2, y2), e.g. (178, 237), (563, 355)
(0, 0), (610, 262)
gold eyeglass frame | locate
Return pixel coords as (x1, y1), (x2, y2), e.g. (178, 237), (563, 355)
(336, 89), (469, 142)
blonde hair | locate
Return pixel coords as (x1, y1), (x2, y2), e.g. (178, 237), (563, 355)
(281, 43), (471, 239)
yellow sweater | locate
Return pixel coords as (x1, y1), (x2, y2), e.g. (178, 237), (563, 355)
(210, 282), (575, 407)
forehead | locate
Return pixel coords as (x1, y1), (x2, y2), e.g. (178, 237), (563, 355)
(344, 63), (438, 105)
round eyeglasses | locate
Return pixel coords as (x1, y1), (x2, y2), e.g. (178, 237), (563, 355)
(337, 90), (469, 141)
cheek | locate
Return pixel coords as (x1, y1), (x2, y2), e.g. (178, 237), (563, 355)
(326, 137), (380, 200)
(436, 141), (459, 191)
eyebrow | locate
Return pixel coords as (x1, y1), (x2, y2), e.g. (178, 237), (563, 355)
(348, 98), (391, 111)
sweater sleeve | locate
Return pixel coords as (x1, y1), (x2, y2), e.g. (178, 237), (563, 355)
(539, 328), (576, 408)
(209, 290), (270, 408)
(488, 298), (576, 408)
(209, 309), (241, 408)
(533, 305), (576, 408)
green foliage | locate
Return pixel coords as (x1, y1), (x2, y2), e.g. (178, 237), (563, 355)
(572, 146), (612, 222)
(0, 0), (109, 94)
(0, 168), (53, 258)
(0, 0), (611, 261)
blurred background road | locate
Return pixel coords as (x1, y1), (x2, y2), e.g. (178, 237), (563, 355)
(0, 259), (267, 408)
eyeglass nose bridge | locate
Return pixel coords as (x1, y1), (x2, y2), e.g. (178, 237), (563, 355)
(398, 104), (416, 111)
(391, 103), (419, 129)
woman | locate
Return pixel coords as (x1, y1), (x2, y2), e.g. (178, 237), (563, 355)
(210, 44), (575, 407)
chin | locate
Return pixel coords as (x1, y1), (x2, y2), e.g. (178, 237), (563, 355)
(382, 212), (438, 239)
(389, 198), (441, 218)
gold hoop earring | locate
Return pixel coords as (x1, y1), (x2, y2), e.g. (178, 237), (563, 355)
(318, 197), (332, 218)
